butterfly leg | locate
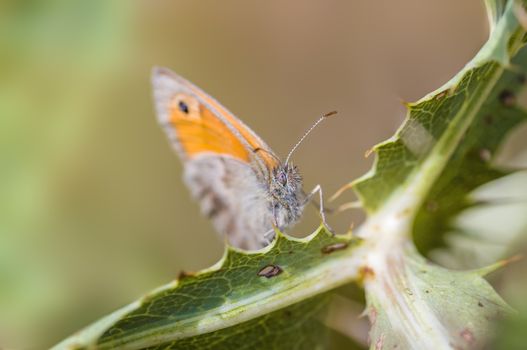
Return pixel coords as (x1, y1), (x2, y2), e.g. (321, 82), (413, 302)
(305, 184), (335, 234)
(261, 228), (276, 246)
(260, 205), (279, 247)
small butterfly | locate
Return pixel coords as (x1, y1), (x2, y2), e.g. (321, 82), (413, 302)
(152, 67), (334, 250)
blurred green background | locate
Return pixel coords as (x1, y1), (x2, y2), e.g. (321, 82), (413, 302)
(1, 1), (526, 348)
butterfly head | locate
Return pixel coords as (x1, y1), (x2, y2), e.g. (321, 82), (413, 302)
(270, 163), (303, 205)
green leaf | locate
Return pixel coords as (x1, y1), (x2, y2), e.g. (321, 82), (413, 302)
(413, 45), (527, 256)
(139, 295), (331, 350)
(53, 229), (363, 349)
(351, 0), (527, 216)
(365, 247), (513, 350)
(349, 1), (527, 348)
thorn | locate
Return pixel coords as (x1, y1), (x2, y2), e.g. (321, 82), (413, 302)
(346, 221), (355, 235)
(475, 254), (524, 276)
(359, 306), (369, 319)
(399, 98), (411, 108)
(364, 148), (374, 158)
(178, 270), (195, 280)
(335, 201), (362, 214)
(329, 183), (353, 202)
(502, 254), (524, 265)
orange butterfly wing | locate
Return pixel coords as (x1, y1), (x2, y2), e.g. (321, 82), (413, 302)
(152, 67), (279, 172)
(167, 93), (250, 162)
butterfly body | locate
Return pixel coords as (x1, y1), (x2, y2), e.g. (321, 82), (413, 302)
(269, 164), (305, 229)
(184, 154), (305, 248)
(152, 67), (311, 249)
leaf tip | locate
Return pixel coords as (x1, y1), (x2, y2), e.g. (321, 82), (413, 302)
(364, 147), (374, 158)
(474, 254), (524, 276)
(329, 182), (353, 202)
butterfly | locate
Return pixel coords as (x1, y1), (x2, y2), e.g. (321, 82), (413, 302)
(152, 67), (334, 250)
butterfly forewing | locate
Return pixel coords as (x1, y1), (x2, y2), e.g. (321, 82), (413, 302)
(152, 67), (283, 249)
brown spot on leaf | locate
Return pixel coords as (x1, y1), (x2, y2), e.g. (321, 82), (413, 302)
(435, 89), (449, 99)
(257, 264), (283, 278)
(321, 242), (348, 254)
(518, 73), (526, 84)
(460, 328), (475, 343)
(499, 89), (516, 107)
(478, 301), (484, 307)
(360, 266), (375, 281)
(178, 270), (195, 280)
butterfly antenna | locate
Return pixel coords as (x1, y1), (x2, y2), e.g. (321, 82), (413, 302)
(285, 111), (337, 165)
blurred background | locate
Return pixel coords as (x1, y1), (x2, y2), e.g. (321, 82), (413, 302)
(1, 0), (526, 348)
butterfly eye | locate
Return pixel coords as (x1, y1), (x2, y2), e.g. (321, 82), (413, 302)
(277, 172), (287, 185)
(178, 100), (189, 114)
